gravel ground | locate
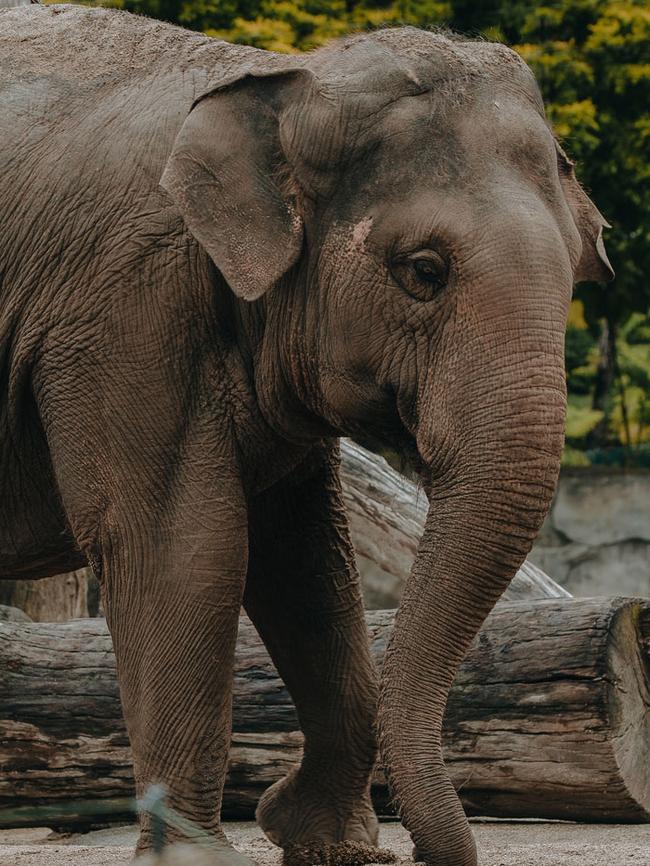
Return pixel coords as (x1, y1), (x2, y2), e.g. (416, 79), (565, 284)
(1, 820), (649, 866)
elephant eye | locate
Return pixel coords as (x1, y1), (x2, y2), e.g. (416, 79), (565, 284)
(392, 249), (448, 301)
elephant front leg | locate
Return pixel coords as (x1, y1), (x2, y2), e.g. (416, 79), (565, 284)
(101, 483), (250, 858)
(52, 421), (252, 858)
(34, 306), (257, 860)
(244, 443), (390, 866)
(108, 564), (244, 854)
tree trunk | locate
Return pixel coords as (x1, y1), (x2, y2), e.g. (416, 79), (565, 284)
(0, 570), (92, 622)
(588, 317), (617, 449)
(1, 597), (648, 829)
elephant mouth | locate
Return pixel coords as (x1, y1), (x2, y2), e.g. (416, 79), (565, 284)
(396, 436), (432, 492)
(352, 423), (429, 489)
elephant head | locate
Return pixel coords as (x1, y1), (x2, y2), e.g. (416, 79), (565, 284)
(161, 27), (612, 866)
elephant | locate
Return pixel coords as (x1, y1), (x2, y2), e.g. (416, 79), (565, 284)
(0, 5), (613, 866)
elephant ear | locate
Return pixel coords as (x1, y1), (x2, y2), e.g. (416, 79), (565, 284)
(161, 67), (314, 301)
(555, 144), (614, 284)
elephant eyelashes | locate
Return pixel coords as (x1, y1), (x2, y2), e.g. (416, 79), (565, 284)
(392, 249), (449, 301)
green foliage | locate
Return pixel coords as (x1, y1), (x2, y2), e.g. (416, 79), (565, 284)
(565, 398), (604, 440)
(206, 1), (452, 51)
(587, 442), (650, 466)
(565, 325), (596, 374)
(206, 0), (354, 52)
(567, 309), (650, 457)
(626, 312), (650, 345)
(561, 444), (592, 466)
(565, 324), (598, 394)
(614, 313), (650, 444)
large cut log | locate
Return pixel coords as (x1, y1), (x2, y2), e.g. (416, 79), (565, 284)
(1, 597), (649, 829)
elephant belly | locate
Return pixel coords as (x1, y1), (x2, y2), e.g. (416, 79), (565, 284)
(0, 546), (86, 582)
(0, 490), (83, 581)
(0, 485), (83, 581)
(0, 419), (82, 581)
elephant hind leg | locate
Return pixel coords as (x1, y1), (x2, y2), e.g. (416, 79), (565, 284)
(245, 443), (382, 856)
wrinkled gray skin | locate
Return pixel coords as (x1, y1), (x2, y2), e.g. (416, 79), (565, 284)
(0, 6), (612, 866)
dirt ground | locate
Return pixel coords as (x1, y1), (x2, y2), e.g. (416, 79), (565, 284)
(1, 820), (649, 866)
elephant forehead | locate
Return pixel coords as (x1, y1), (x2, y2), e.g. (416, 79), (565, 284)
(284, 84), (468, 186)
(284, 32), (548, 207)
(292, 34), (544, 180)
(352, 96), (472, 193)
(360, 84), (552, 198)
(305, 27), (540, 112)
(458, 95), (555, 168)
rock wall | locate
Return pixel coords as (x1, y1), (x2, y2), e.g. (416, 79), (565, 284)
(529, 470), (650, 597)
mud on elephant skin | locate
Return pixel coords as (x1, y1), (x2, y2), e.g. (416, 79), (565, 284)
(0, 6), (612, 866)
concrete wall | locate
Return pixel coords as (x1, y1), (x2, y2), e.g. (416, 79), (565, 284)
(529, 469), (650, 597)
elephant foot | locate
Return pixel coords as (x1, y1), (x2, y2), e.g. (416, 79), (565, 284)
(256, 770), (387, 862)
(283, 841), (396, 866)
(136, 842), (258, 866)
(135, 823), (258, 866)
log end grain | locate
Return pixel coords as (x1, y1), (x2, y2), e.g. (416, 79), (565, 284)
(606, 599), (650, 821)
(442, 597), (650, 823)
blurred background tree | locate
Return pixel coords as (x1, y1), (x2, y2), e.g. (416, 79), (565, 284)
(51, 0), (650, 464)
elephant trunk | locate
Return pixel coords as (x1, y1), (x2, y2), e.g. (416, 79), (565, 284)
(379, 310), (568, 866)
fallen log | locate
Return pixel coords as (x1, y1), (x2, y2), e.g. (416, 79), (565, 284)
(1, 597), (649, 828)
